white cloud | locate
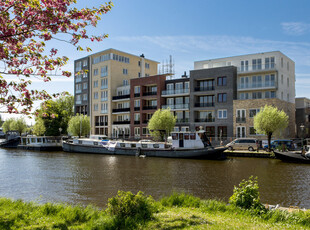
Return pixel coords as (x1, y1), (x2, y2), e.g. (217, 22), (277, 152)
(281, 22), (310, 36)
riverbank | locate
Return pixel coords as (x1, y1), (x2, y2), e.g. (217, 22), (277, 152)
(1, 193), (309, 229)
(225, 149), (273, 158)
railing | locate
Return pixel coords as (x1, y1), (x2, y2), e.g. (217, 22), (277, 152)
(194, 102), (214, 107)
(236, 117), (246, 123)
(75, 78), (82, 83)
(76, 89), (82, 94)
(101, 98), (108, 102)
(195, 118), (215, 122)
(194, 86), (214, 91)
(162, 104), (189, 110)
(143, 91), (157, 96)
(95, 122), (108, 126)
(112, 94), (130, 100)
(143, 106), (157, 110)
(101, 110), (108, 114)
(176, 118), (189, 123)
(112, 108), (130, 113)
(113, 121), (130, 125)
(162, 88), (189, 95)
(238, 63), (276, 73)
(143, 120), (149, 124)
(134, 93), (140, 97)
(76, 100), (82, 105)
(101, 86), (108, 90)
(134, 107), (140, 111)
(134, 121), (140, 124)
(238, 82), (276, 90)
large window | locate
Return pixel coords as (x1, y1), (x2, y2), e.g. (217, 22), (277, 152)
(94, 92), (98, 99)
(249, 108), (260, 118)
(218, 93), (227, 103)
(241, 60), (249, 72)
(205, 126), (215, 138)
(123, 68), (128, 75)
(218, 126), (227, 139)
(101, 66), (108, 77)
(252, 58), (262, 70)
(217, 76), (227, 86)
(265, 57), (275, 69)
(94, 68), (98, 76)
(199, 95), (215, 106)
(198, 79), (214, 90)
(218, 109), (227, 119)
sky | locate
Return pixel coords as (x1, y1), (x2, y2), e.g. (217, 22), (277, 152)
(2, 0), (310, 123)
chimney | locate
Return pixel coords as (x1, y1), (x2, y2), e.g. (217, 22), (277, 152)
(182, 71), (187, 78)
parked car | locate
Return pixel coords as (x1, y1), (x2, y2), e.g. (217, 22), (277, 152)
(226, 138), (258, 151)
(263, 140), (293, 151)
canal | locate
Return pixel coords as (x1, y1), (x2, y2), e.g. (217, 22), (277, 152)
(0, 148), (309, 208)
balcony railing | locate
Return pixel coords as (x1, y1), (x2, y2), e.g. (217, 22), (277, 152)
(134, 107), (140, 111)
(101, 110), (108, 114)
(194, 86), (214, 92)
(112, 108), (130, 113)
(194, 102), (214, 107)
(162, 104), (189, 110)
(236, 117), (246, 123)
(134, 121), (140, 124)
(143, 91), (157, 96)
(238, 63), (276, 73)
(76, 100), (82, 105)
(101, 86), (108, 90)
(238, 82), (276, 90)
(113, 121), (130, 125)
(76, 89), (82, 94)
(143, 120), (149, 124)
(176, 118), (189, 123)
(143, 106), (157, 110)
(95, 122), (108, 126)
(112, 94), (130, 100)
(195, 118), (215, 123)
(162, 88), (189, 96)
(134, 93), (140, 97)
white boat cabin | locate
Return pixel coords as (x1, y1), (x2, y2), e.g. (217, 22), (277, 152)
(20, 136), (62, 146)
(171, 131), (211, 149)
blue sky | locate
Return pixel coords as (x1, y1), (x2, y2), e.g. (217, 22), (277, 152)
(4, 0), (310, 123)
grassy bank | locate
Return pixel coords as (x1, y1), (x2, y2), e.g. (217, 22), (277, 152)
(1, 192), (310, 229)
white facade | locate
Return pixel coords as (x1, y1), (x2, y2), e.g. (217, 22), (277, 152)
(194, 51), (295, 104)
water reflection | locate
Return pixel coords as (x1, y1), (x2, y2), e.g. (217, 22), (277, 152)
(0, 148), (309, 208)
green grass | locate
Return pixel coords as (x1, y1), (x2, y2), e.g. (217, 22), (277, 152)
(1, 193), (310, 229)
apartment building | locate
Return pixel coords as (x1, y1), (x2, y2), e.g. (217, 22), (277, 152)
(162, 73), (190, 132)
(194, 51), (296, 138)
(74, 49), (159, 137)
(189, 66), (237, 141)
(295, 97), (310, 138)
(130, 74), (167, 138)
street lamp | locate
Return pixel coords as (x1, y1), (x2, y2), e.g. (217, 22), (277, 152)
(300, 124), (305, 153)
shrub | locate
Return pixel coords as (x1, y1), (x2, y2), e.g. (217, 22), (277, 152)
(160, 192), (201, 208)
(107, 191), (156, 222)
(229, 176), (265, 211)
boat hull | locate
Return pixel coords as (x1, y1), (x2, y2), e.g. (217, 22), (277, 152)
(17, 145), (62, 151)
(62, 141), (227, 159)
(274, 151), (310, 163)
(0, 137), (20, 148)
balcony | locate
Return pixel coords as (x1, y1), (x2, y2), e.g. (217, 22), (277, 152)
(112, 94), (130, 100)
(95, 122), (108, 126)
(238, 64), (276, 74)
(134, 93), (140, 97)
(162, 104), (189, 110)
(195, 118), (215, 123)
(143, 106), (157, 110)
(134, 107), (140, 111)
(237, 82), (277, 91)
(112, 108), (130, 113)
(194, 86), (214, 92)
(134, 121), (140, 124)
(162, 88), (189, 96)
(143, 91), (157, 96)
(176, 118), (189, 123)
(236, 117), (246, 123)
(101, 110), (108, 114)
(113, 121), (130, 125)
(194, 102), (214, 107)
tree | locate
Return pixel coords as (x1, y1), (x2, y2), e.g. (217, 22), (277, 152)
(67, 114), (90, 137)
(35, 95), (74, 136)
(2, 117), (14, 133)
(0, 0), (112, 114)
(33, 118), (46, 136)
(10, 117), (27, 135)
(254, 105), (288, 150)
(147, 109), (176, 141)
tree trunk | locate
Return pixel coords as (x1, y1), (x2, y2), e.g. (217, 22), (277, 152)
(268, 132), (272, 151)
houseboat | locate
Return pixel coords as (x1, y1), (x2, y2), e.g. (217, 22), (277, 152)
(18, 136), (63, 151)
(62, 131), (227, 159)
(0, 131), (20, 148)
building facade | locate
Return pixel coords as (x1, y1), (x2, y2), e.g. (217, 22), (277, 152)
(74, 49), (159, 137)
(194, 51), (296, 139)
(189, 66), (237, 141)
(295, 97), (310, 138)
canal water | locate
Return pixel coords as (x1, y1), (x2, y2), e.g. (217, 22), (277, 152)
(0, 148), (310, 208)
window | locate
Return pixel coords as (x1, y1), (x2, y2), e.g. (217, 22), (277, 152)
(241, 60), (249, 71)
(218, 109), (227, 119)
(257, 75), (262, 87)
(198, 79), (214, 90)
(239, 92), (249, 100)
(101, 91), (108, 101)
(138, 72), (141, 78)
(142, 128), (150, 135)
(123, 68), (128, 75)
(83, 59), (87, 67)
(236, 126), (246, 138)
(94, 104), (98, 111)
(134, 86), (140, 94)
(249, 127), (257, 135)
(123, 79), (129, 86)
(281, 57), (283, 68)
(287, 61), (289, 71)
(75, 61), (81, 71)
(134, 113), (140, 121)
(218, 93), (227, 102)
(249, 109), (260, 118)
(281, 75), (283, 84)
(83, 72), (87, 78)
(76, 95), (81, 101)
(101, 66), (108, 77)
(265, 91), (270, 98)
(134, 100), (140, 108)
(252, 59), (262, 70)
(287, 78), (289, 87)
(252, 92), (262, 99)
(76, 84), (81, 91)
(94, 68), (98, 76)
(271, 91), (276, 98)
(94, 92), (98, 99)
(138, 61), (140, 66)
(134, 127), (140, 136)
(145, 63), (150, 69)
(205, 126), (215, 138)
(82, 94), (87, 101)
(83, 82), (87, 90)
(218, 126), (227, 139)
(217, 76), (227, 86)
(199, 95), (215, 106)
(265, 57), (275, 69)
(94, 80), (98, 88)
(101, 78), (108, 89)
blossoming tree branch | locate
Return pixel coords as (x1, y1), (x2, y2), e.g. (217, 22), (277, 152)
(0, 0), (112, 114)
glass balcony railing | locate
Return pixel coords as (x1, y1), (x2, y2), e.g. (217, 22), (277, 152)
(101, 110), (108, 114)
(176, 118), (189, 123)
(194, 102), (215, 107)
(162, 104), (189, 110)
(195, 118), (215, 123)
(113, 121), (130, 125)
(162, 88), (189, 95)
(112, 94), (130, 100)
(112, 108), (130, 113)
(76, 100), (82, 105)
(143, 106), (157, 110)
(238, 64), (276, 73)
(143, 91), (157, 96)
(236, 117), (246, 123)
(194, 86), (215, 92)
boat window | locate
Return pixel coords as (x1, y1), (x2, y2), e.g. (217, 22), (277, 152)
(31, 138), (36, 143)
(120, 143), (125, 148)
(94, 142), (98, 145)
(37, 138), (42, 143)
(131, 144), (136, 148)
(78, 140), (82, 144)
(172, 133), (178, 140)
(184, 133), (189, 140)
(22, 138), (26, 145)
(153, 144), (159, 148)
(141, 144), (147, 148)
(190, 133), (196, 140)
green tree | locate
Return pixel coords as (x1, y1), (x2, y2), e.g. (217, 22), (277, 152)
(2, 118), (15, 133)
(147, 109), (176, 141)
(254, 105), (289, 150)
(11, 118), (27, 135)
(35, 95), (74, 136)
(67, 114), (90, 137)
(33, 118), (46, 136)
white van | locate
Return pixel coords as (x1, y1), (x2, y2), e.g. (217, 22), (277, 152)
(226, 138), (258, 151)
